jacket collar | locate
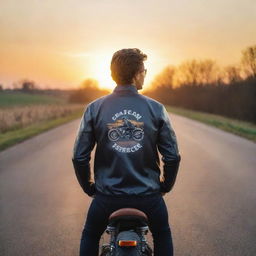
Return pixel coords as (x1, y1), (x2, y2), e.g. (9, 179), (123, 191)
(113, 84), (138, 94)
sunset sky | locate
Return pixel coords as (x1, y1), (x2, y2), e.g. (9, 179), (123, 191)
(0, 0), (255, 90)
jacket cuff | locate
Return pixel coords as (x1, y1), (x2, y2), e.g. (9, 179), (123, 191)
(160, 181), (172, 193)
(84, 183), (96, 196)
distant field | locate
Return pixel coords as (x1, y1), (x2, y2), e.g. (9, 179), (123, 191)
(0, 91), (84, 151)
(166, 105), (256, 142)
(0, 110), (84, 151)
(0, 91), (65, 107)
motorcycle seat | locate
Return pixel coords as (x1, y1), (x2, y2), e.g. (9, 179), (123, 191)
(109, 208), (148, 222)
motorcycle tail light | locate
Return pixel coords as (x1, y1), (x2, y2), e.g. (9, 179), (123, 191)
(118, 240), (137, 247)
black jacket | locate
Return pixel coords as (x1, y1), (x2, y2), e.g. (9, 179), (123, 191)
(72, 84), (181, 196)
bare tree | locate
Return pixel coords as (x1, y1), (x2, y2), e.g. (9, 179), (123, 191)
(21, 79), (37, 91)
(176, 59), (198, 86)
(223, 65), (242, 84)
(241, 45), (256, 78)
(175, 59), (219, 86)
(197, 59), (219, 85)
(80, 78), (99, 89)
(150, 66), (176, 89)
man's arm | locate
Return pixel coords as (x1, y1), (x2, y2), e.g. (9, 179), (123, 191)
(72, 104), (96, 196)
(157, 105), (181, 193)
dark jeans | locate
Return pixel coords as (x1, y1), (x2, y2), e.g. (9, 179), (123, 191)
(80, 193), (173, 256)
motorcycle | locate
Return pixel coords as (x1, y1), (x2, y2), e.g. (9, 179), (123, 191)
(100, 208), (153, 256)
(108, 126), (144, 142)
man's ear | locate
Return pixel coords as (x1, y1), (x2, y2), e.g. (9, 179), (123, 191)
(131, 75), (136, 84)
(133, 72), (139, 83)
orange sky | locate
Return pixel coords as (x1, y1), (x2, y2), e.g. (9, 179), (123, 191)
(0, 0), (255, 90)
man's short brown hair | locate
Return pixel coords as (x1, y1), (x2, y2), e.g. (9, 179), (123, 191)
(110, 48), (147, 85)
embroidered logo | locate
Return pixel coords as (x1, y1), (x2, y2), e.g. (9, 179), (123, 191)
(107, 110), (144, 153)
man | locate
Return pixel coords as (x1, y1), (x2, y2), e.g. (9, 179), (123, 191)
(72, 48), (181, 255)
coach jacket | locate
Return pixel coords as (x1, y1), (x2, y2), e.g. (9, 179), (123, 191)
(72, 84), (181, 196)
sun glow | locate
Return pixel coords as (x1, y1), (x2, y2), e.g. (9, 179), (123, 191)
(87, 48), (164, 91)
(90, 53), (116, 91)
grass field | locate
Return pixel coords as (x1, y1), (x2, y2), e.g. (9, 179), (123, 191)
(0, 110), (83, 151)
(0, 104), (83, 133)
(0, 91), (65, 107)
(166, 105), (256, 142)
(0, 91), (84, 151)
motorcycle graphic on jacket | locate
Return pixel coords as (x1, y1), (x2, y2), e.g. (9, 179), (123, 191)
(108, 117), (144, 142)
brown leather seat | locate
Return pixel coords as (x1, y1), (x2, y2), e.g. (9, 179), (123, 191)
(109, 208), (148, 221)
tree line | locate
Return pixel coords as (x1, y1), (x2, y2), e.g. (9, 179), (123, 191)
(144, 45), (256, 124)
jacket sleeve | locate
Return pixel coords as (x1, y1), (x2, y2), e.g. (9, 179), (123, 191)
(157, 105), (181, 193)
(72, 104), (96, 196)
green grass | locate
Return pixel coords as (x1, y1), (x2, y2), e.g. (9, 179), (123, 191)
(0, 109), (83, 151)
(0, 91), (65, 108)
(166, 105), (256, 142)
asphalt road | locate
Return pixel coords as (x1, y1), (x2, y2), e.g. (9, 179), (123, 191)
(0, 113), (256, 256)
